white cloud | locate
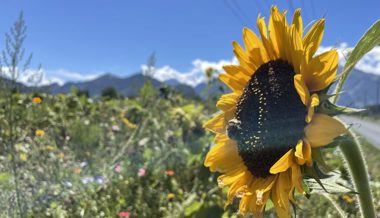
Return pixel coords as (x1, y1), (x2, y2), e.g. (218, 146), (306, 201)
(143, 58), (237, 87)
(1, 67), (101, 86)
(353, 46), (380, 75)
(41, 69), (101, 85)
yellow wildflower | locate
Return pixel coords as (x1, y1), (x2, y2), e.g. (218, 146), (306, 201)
(167, 193), (175, 201)
(20, 153), (28, 161)
(35, 129), (45, 137)
(32, 96), (42, 104)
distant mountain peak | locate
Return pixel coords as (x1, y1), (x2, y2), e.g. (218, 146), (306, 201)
(95, 73), (121, 80)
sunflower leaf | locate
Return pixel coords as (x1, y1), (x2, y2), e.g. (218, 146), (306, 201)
(333, 19), (380, 103)
(305, 172), (357, 194)
(317, 99), (364, 116)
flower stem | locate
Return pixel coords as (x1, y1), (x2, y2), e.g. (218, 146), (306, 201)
(338, 129), (375, 218)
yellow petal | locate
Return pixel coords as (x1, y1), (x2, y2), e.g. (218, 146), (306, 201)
(270, 149), (295, 174)
(295, 140), (312, 165)
(294, 74), (310, 105)
(292, 9), (303, 37)
(257, 14), (267, 38)
(303, 50), (339, 91)
(280, 11), (292, 61)
(239, 175), (276, 214)
(306, 94), (320, 123)
(238, 194), (255, 215)
(294, 140), (306, 165)
(269, 7), (292, 60)
(223, 64), (251, 78)
(268, 6), (283, 58)
(216, 93), (239, 112)
(232, 41), (255, 73)
(203, 108), (235, 134)
(239, 181), (275, 217)
(304, 140), (313, 166)
(218, 170), (246, 188)
(203, 113), (226, 134)
(278, 172), (292, 211)
(305, 114), (347, 147)
(303, 19), (325, 60)
(224, 64), (251, 84)
(226, 171), (253, 205)
(310, 93), (320, 107)
(272, 172), (292, 218)
(272, 193), (290, 218)
(289, 24), (305, 74)
(204, 134), (245, 173)
(236, 175), (278, 215)
(253, 175), (277, 198)
(257, 15), (275, 59)
(291, 164), (304, 193)
(242, 27), (269, 63)
(224, 106), (236, 120)
(306, 107), (314, 123)
(219, 73), (245, 94)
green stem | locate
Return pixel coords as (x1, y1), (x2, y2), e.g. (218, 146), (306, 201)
(338, 129), (375, 218)
(333, 72), (375, 217)
(8, 90), (25, 218)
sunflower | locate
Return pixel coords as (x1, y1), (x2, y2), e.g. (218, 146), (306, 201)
(203, 6), (347, 218)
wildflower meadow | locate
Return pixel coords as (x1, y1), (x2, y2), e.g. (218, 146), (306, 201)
(1, 1), (380, 218)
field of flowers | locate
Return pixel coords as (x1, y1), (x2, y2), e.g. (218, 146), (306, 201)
(1, 7), (380, 218)
(0, 82), (379, 218)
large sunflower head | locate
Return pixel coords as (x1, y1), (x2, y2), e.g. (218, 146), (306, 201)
(204, 6), (347, 218)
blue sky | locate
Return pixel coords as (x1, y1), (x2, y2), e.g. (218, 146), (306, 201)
(0, 0), (379, 84)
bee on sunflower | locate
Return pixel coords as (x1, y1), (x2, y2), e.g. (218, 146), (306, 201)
(204, 6), (347, 217)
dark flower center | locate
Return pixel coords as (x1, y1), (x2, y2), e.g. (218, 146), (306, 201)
(227, 60), (307, 178)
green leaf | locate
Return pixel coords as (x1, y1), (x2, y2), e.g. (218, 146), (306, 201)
(305, 172), (356, 194)
(183, 193), (202, 216)
(317, 99), (365, 116)
(0, 172), (13, 190)
(333, 19), (380, 103)
(142, 148), (153, 159)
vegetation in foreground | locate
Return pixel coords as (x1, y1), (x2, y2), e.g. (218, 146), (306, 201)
(0, 10), (379, 218)
(0, 84), (379, 218)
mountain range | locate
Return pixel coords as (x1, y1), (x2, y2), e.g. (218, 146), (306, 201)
(2, 68), (379, 107)
(336, 68), (380, 107)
